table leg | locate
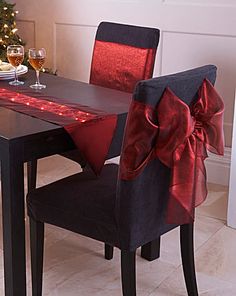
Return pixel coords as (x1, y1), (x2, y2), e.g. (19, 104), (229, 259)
(27, 160), (37, 192)
(1, 142), (26, 296)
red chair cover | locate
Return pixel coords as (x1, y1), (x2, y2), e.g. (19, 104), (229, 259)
(120, 79), (224, 224)
(90, 40), (156, 93)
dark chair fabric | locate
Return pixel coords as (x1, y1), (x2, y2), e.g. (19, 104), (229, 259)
(27, 21), (160, 263)
(27, 65), (217, 295)
(90, 22), (160, 93)
(28, 164), (119, 245)
(28, 65), (217, 248)
(117, 65), (217, 250)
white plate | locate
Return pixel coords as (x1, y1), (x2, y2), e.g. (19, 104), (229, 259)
(0, 63), (27, 75)
(0, 62), (15, 74)
(0, 64), (28, 80)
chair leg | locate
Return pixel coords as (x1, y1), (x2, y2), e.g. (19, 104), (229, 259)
(30, 218), (44, 296)
(180, 223), (199, 296)
(121, 250), (136, 296)
(141, 237), (160, 261)
(106, 239), (161, 261)
(104, 243), (114, 260)
(27, 160), (38, 192)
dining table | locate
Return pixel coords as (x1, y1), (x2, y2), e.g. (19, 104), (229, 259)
(0, 70), (131, 296)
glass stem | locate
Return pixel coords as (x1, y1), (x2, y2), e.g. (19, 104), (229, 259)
(14, 67), (18, 82)
(36, 70), (40, 85)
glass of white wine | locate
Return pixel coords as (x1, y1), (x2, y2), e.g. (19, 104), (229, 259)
(28, 48), (46, 89)
(7, 45), (24, 85)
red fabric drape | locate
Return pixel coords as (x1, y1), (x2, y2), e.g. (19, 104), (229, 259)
(120, 79), (224, 224)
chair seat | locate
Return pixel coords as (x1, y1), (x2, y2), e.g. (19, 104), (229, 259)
(27, 160), (177, 250)
(27, 164), (119, 245)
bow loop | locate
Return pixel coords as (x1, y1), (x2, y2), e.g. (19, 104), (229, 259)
(120, 100), (159, 180)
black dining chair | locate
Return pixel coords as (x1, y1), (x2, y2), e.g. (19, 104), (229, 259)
(27, 64), (224, 296)
(27, 21), (160, 261)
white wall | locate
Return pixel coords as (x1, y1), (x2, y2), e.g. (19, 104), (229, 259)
(11, 0), (236, 151)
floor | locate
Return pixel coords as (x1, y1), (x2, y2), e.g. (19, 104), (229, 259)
(0, 155), (235, 295)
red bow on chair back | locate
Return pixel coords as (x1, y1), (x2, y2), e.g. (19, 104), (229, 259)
(120, 79), (224, 224)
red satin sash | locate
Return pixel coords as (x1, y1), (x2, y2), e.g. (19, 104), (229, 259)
(120, 79), (224, 224)
(90, 40), (156, 93)
(0, 88), (117, 174)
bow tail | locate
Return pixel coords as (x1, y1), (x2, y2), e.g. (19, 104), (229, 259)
(166, 136), (208, 224)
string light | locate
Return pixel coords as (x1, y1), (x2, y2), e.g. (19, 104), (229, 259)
(11, 28), (18, 33)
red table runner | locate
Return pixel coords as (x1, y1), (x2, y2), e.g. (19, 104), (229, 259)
(0, 88), (117, 174)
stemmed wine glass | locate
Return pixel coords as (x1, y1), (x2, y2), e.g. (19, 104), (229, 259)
(7, 45), (24, 85)
(28, 48), (46, 89)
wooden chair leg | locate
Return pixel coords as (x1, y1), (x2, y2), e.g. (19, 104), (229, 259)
(30, 218), (44, 296)
(105, 239), (160, 261)
(141, 237), (160, 261)
(180, 223), (199, 296)
(104, 243), (114, 260)
(121, 250), (136, 296)
(27, 160), (38, 192)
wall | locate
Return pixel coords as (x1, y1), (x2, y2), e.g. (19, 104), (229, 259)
(11, 0), (236, 184)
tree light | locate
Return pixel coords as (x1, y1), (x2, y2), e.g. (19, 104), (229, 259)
(0, 1), (24, 61)
(12, 28), (18, 34)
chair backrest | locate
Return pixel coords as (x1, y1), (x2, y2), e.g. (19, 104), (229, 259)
(89, 22), (160, 93)
(116, 65), (217, 251)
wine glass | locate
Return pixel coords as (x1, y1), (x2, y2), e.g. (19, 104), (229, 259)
(28, 48), (46, 89)
(7, 45), (24, 85)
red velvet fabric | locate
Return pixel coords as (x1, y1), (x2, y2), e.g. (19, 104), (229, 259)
(0, 88), (117, 174)
(90, 40), (156, 93)
(120, 79), (224, 224)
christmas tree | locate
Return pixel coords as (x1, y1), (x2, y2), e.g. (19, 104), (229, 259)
(0, 0), (24, 61)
